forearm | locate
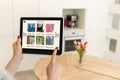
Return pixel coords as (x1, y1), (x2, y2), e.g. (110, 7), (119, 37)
(5, 56), (23, 75)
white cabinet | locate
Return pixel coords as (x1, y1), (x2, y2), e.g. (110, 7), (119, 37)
(39, 0), (62, 17)
(63, 9), (86, 29)
(63, 9), (86, 53)
(0, 0), (13, 36)
(13, 0), (39, 35)
(63, 0), (87, 9)
(64, 29), (85, 37)
(62, 0), (87, 53)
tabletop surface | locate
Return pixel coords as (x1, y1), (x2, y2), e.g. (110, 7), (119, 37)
(34, 53), (120, 80)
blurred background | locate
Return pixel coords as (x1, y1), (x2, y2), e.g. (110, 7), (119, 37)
(0, 0), (120, 72)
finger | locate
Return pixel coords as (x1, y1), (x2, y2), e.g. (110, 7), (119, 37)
(51, 47), (58, 62)
(16, 35), (21, 45)
(12, 35), (21, 48)
(17, 35), (20, 39)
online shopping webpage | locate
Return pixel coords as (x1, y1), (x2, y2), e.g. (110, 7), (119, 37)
(22, 20), (60, 50)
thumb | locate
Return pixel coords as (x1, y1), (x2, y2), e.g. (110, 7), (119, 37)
(17, 35), (21, 45)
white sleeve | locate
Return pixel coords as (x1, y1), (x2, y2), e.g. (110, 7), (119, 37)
(0, 67), (16, 80)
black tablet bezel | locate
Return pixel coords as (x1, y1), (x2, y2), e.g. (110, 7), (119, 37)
(20, 17), (63, 55)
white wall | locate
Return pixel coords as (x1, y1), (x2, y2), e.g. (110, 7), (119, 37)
(0, 0), (62, 71)
(0, 0), (13, 67)
(85, 0), (111, 58)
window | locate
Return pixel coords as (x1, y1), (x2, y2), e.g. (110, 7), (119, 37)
(109, 39), (117, 52)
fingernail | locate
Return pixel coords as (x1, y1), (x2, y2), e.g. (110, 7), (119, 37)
(17, 35), (20, 39)
(55, 47), (58, 50)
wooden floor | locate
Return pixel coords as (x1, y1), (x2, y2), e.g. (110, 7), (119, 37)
(15, 70), (38, 80)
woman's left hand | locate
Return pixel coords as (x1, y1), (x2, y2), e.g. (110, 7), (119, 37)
(12, 35), (24, 60)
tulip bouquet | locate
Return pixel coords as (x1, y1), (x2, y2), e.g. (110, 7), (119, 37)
(74, 41), (88, 64)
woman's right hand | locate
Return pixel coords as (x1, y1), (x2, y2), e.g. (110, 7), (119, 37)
(46, 47), (63, 80)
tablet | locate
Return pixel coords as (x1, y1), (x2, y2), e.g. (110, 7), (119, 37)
(20, 17), (63, 55)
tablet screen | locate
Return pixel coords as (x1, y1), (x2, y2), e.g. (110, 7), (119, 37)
(20, 17), (63, 55)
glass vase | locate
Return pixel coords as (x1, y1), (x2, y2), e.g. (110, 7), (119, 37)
(76, 52), (86, 69)
(78, 54), (83, 66)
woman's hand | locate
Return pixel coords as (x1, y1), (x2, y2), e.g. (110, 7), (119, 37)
(46, 47), (63, 80)
(5, 35), (24, 75)
(12, 35), (24, 60)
